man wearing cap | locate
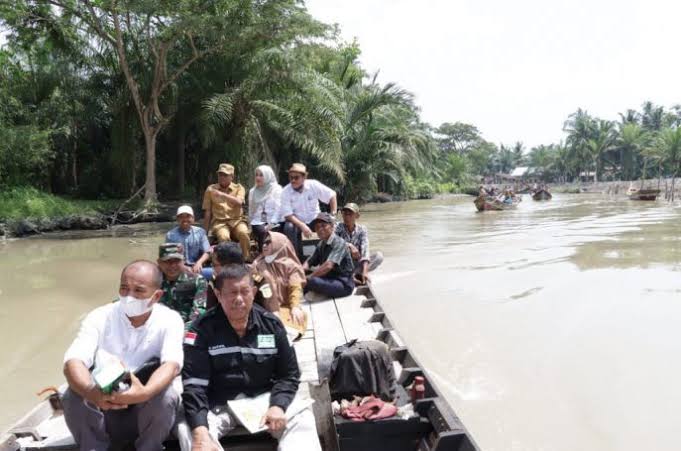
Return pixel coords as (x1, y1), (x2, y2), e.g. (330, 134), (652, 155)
(203, 164), (250, 259)
(157, 243), (208, 328)
(166, 205), (212, 279)
(302, 212), (355, 298)
(335, 202), (383, 285)
(280, 163), (337, 259)
(61, 260), (184, 451)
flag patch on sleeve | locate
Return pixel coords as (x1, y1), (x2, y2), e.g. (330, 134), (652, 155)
(184, 331), (197, 345)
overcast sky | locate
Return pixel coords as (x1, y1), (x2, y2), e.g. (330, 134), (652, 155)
(305, 0), (681, 148)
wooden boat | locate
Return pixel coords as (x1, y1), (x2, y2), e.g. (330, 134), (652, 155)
(627, 188), (660, 201)
(474, 195), (521, 211)
(531, 189), (552, 201)
(0, 284), (479, 451)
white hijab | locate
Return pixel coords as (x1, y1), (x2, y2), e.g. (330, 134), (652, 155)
(249, 165), (282, 215)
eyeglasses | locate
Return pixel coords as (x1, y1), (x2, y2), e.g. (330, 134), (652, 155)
(263, 240), (272, 246)
(289, 174), (302, 181)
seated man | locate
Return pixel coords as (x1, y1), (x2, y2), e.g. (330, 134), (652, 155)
(303, 212), (355, 298)
(335, 203), (383, 285)
(166, 205), (212, 279)
(205, 241), (244, 309)
(61, 260), (184, 451)
(203, 163), (250, 259)
(157, 243), (207, 328)
(179, 265), (320, 451)
(280, 163), (337, 260)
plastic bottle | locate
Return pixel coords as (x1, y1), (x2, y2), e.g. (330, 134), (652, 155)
(410, 376), (426, 403)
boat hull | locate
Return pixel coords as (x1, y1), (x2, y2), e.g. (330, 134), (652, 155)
(628, 189), (660, 201)
(474, 196), (520, 211)
(532, 190), (552, 201)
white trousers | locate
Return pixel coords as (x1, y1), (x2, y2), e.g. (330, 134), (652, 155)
(176, 394), (321, 451)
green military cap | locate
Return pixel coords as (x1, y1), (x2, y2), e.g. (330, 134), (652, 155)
(159, 243), (184, 261)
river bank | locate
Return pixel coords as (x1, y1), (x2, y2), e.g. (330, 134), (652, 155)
(0, 187), (191, 239)
(539, 178), (681, 198)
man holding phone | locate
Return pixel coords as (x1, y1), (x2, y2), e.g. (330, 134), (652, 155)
(61, 260), (184, 451)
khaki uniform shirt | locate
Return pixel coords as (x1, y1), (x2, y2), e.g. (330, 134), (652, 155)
(202, 183), (246, 224)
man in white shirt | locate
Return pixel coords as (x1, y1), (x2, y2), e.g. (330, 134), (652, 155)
(279, 163), (337, 259)
(61, 260), (185, 451)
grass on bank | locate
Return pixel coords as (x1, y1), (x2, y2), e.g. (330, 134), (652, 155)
(0, 187), (123, 221)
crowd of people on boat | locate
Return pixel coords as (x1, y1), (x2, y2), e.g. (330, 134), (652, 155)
(478, 185), (518, 204)
(59, 162), (385, 451)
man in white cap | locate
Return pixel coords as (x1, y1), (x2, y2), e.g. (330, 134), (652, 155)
(166, 205), (212, 279)
(280, 163), (337, 259)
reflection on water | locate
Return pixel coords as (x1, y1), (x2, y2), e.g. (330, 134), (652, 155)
(2, 195), (681, 451)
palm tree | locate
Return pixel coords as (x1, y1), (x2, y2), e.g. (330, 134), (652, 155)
(564, 109), (597, 180)
(587, 120), (616, 181)
(644, 127), (681, 200)
(201, 48), (345, 183)
(616, 123), (648, 181)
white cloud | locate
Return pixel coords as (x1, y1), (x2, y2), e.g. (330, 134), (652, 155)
(305, 0), (681, 148)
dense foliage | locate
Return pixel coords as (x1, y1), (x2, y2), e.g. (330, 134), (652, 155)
(2, 2), (681, 208)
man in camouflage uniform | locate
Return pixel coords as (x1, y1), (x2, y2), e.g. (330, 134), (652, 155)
(157, 243), (207, 328)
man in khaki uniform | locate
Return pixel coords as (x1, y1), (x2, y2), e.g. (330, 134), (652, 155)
(202, 164), (250, 259)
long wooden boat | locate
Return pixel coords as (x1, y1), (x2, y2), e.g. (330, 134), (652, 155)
(531, 189), (552, 201)
(0, 284), (479, 451)
(627, 188), (660, 201)
(474, 195), (521, 212)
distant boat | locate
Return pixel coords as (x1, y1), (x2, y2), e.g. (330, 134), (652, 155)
(627, 188), (660, 201)
(474, 196), (521, 211)
(532, 189), (552, 201)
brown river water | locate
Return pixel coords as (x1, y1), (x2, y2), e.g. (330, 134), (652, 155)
(1, 194), (681, 450)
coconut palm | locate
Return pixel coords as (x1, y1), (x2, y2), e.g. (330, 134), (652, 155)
(644, 127), (681, 200)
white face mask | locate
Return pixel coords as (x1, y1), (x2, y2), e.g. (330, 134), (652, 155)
(119, 295), (154, 317)
(264, 242), (284, 264)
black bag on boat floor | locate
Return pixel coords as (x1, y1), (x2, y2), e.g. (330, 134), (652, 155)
(329, 339), (397, 402)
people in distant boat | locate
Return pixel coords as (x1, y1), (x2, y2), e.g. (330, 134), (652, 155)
(335, 202), (383, 285)
(280, 163), (337, 260)
(178, 264), (321, 451)
(303, 212), (355, 299)
(252, 231), (308, 337)
(248, 164), (283, 253)
(157, 243), (207, 328)
(61, 260), (184, 451)
(202, 163), (250, 260)
(166, 205), (212, 279)
(206, 241), (244, 309)
(502, 189), (515, 204)
(478, 185), (489, 197)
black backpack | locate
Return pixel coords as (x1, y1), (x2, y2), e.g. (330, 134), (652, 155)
(329, 339), (397, 402)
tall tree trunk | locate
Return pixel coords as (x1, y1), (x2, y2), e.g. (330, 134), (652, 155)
(144, 131), (158, 203)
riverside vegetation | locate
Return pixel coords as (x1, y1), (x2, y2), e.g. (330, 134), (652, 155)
(2, 1), (681, 235)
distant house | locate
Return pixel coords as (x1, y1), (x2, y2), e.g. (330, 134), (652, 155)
(510, 167), (531, 178)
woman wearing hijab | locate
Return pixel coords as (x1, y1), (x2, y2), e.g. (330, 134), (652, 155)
(248, 165), (283, 253)
(253, 231), (308, 338)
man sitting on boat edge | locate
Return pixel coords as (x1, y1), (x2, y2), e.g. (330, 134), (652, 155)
(303, 212), (355, 299)
(335, 202), (383, 285)
(166, 205), (212, 280)
(61, 260), (184, 451)
(178, 264), (320, 451)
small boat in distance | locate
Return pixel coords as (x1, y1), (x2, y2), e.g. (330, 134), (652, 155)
(627, 183), (661, 201)
(532, 189), (552, 201)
